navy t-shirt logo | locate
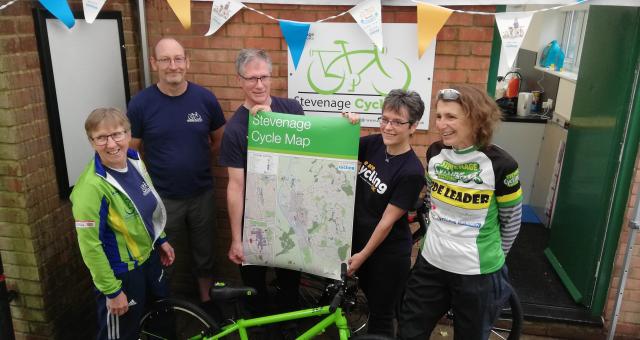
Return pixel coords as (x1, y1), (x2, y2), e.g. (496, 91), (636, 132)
(187, 112), (203, 123)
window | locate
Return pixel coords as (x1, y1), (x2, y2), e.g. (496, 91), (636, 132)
(560, 9), (588, 73)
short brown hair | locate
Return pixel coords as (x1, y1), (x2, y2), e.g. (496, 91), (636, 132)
(436, 84), (502, 148)
(84, 107), (130, 139)
(383, 89), (425, 124)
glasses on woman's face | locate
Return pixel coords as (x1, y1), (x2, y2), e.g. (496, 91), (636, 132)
(438, 88), (461, 101)
(378, 116), (412, 128)
(92, 130), (127, 146)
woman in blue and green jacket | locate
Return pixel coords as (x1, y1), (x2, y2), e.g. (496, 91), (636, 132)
(71, 107), (175, 340)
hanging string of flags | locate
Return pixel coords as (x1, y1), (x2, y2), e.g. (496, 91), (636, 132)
(26, 0), (589, 70)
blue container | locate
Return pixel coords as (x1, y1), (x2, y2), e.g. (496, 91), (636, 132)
(540, 40), (565, 71)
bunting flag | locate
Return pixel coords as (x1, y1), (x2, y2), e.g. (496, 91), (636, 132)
(495, 11), (534, 69)
(205, 0), (244, 36)
(279, 20), (311, 70)
(39, 0), (75, 29)
(83, 0), (106, 24)
(348, 0), (383, 50)
(417, 2), (452, 58)
(166, 0), (191, 30)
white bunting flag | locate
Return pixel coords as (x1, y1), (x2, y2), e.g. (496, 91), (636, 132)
(349, 0), (383, 50)
(495, 11), (534, 69)
(205, 0), (245, 36)
(83, 0), (107, 23)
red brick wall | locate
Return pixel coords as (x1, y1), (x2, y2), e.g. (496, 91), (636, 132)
(604, 153), (640, 338)
(142, 1), (497, 285)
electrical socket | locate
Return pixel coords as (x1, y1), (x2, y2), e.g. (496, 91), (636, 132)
(542, 99), (554, 110)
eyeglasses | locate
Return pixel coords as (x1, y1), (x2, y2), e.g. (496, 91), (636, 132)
(239, 74), (272, 85)
(378, 116), (412, 128)
(438, 88), (461, 101)
(156, 56), (187, 66)
(92, 130), (127, 146)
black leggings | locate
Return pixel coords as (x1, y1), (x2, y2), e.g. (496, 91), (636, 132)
(357, 252), (411, 337)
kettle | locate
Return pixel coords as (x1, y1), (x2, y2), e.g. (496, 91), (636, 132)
(517, 92), (533, 116)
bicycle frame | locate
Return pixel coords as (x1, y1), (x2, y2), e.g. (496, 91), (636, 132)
(196, 305), (350, 340)
(314, 41), (390, 79)
(307, 40), (411, 95)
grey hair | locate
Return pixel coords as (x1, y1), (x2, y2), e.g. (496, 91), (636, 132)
(84, 107), (130, 139)
(383, 89), (425, 124)
(235, 48), (272, 76)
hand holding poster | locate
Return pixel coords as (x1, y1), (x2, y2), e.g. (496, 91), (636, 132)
(243, 112), (360, 280)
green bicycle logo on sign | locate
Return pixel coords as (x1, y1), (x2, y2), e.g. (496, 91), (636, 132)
(306, 40), (412, 95)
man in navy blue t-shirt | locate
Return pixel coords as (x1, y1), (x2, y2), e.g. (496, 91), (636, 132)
(127, 38), (225, 304)
(219, 49), (303, 324)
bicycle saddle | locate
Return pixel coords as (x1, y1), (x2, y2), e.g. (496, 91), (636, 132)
(209, 283), (258, 300)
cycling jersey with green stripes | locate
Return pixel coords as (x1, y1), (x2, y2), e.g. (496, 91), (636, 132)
(421, 142), (522, 275)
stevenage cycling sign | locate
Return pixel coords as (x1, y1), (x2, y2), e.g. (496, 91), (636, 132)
(288, 23), (435, 130)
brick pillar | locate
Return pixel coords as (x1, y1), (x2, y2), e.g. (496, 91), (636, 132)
(0, 1), (143, 338)
(0, 2), (78, 338)
(604, 152), (640, 338)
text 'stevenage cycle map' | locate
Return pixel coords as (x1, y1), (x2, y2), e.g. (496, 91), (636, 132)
(243, 112), (360, 280)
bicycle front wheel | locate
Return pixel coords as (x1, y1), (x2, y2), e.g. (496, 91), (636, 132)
(139, 298), (220, 340)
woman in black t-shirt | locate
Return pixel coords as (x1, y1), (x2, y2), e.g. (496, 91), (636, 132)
(344, 89), (425, 337)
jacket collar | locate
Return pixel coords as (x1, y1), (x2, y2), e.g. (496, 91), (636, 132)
(93, 148), (140, 178)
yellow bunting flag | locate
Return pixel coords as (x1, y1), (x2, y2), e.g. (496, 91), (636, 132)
(417, 2), (452, 58)
(166, 0), (191, 30)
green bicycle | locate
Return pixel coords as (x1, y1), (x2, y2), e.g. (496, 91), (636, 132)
(306, 40), (411, 96)
(138, 264), (383, 340)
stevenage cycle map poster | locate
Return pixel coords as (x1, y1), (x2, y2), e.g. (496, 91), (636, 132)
(243, 112), (359, 280)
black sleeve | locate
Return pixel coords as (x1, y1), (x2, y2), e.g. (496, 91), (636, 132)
(218, 124), (245, 168)
(207, 95), (226, 131)
(389, 174), (425, 211)
(488, 146), (521, 199)
(291, 99), (304, 115)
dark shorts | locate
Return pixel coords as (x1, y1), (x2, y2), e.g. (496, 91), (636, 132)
(162, 188), (217, 277)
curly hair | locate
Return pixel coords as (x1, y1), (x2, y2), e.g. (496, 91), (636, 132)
(436, 84), (502, 148)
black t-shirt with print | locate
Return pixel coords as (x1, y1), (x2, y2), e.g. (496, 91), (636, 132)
(353, 134), (425, 257)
